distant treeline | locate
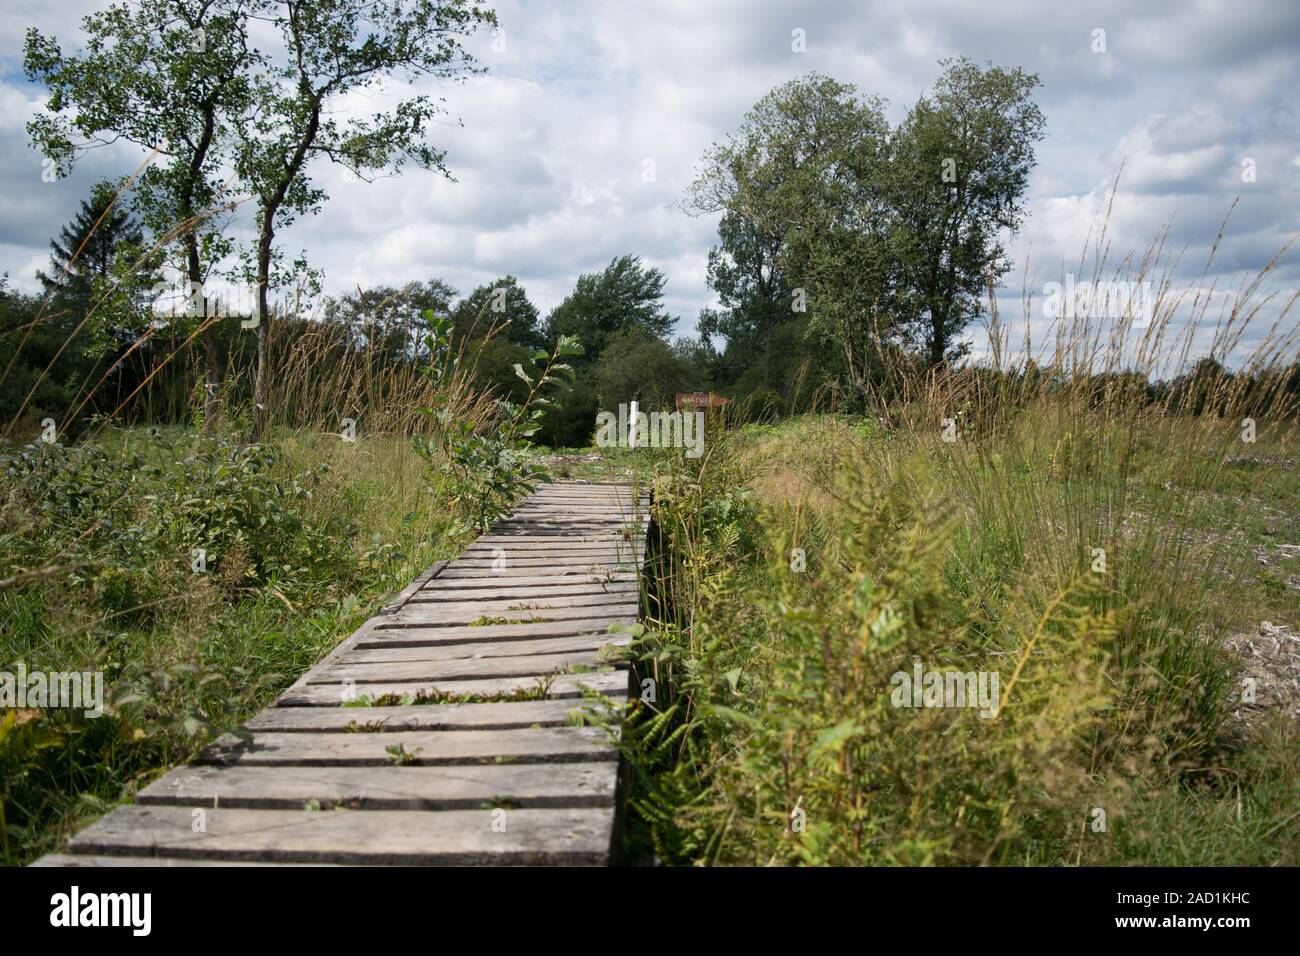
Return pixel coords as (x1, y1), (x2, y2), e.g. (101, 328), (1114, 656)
(4, 251), (1297, 447)
(5, 58), (1297, 446)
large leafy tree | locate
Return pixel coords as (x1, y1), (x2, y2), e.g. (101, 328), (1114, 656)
(685, 74), (897, 399)
(235, 0), (496, 431)
(697, 209), (813, 399)
(1, 276), (96, 429)
(686, 62), (1045, 394)
(593, 327), (699, 410)
(37, 180), (150, 314)
(887, 57), (1045, 367)
(26, 0), (258, 415)
(451, 275), (544, 350)
(323, 279), (457, 360)
(699, 211), (788, 346)
(546, 254), (674, 364)
(1, 185), (161, 433)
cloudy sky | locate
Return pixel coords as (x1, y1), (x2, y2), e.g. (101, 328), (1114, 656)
(1, 0), (1297, 363)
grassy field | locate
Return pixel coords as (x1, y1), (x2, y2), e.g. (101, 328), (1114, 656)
(2, 378), (1297, 866)
(613, 397), (1299, 865)
(0, 426), (472, 864)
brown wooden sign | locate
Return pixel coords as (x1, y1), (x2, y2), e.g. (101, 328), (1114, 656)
(675, 392), (730, 410)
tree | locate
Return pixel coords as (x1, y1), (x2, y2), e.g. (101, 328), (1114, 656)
(546, 255), (675, 363)
(0, 276), (91, 429)
(26, 0), (258, 416)
(451, 276), (544, 350)
(235, 0), (496, 433)
(324, 280), (457, 361)
(685, 62), (1045, 396)
(697, 209), (826, 402)
(887, 57), (1045, 367)
(593, 327), (698, 410)
(462, 336), (533, 405)
(684, 74), (898, 401)
(1, 186), (162, 434)
(37, 180), (153, 326)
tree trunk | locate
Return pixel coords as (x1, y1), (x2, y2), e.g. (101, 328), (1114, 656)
(929, 299), (947, 369)
(249, 97), (322, 440)
(252, 229), (272, 440)
(184, 235), (222, 426)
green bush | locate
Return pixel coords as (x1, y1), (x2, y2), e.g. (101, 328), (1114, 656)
(0, 428), (418, 863)
(3, 432), (350, 613)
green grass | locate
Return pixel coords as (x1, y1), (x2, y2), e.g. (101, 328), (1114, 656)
(608, 402), (1299, 866)
(0, 425), (469, 864)
(2, 394), (1296, 867)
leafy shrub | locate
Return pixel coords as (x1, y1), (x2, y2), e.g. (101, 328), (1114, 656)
(413, 310), (583, 530)
(3, 432), (350, 615)
(0, 428), (407, 863)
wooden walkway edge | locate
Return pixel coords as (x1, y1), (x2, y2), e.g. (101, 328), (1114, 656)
(34, 481), (649, 867)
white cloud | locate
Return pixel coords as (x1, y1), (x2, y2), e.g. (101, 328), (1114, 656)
(0, 0), (1296, 353)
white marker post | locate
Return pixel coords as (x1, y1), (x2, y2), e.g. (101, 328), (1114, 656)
(628, 399), (638, 449)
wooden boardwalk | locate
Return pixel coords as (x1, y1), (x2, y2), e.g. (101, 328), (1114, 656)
(35, 481), (648, 867)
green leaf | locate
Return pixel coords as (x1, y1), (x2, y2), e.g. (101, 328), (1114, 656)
(811, 719), (861, 759)
(706, 704), (761, 729)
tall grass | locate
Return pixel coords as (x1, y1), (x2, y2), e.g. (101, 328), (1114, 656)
(0, 191), (518, 861)
(0, 425), (480, 864)
(613, 220), (1299, 865)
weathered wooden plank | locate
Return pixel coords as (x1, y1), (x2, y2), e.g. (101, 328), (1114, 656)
(313, 651), (621, 684)
(277, 669), (631, 706)
(526, 495), (637, 501)
(471, 534), (638, 544)
(198, 727), (615, 766)
(457, 547), (643, 561)
(381, 603), (638, 628)
(461, 540), (641, 551)
(520, 502), (637, 509)
(531, 481), (639, 490)
(376, 562), (447, 615)
(437, 564), (638, 579)
(462, 541), (639, 548)
(402, 593), (638, 613)
(246, 697), (610, 732)
(483, 532), (631, 539)
(512, 508), (636, 515)
(365, 616), (631, 642)
(492, 516), (642, 525)
(419, 572), (637, 589)
(32, 854), (329, 867)
(455, 552), (642, 565)
(65, 805), (616, 865)
(409, 582), (639, 603)
(338, 632), (629, 665)
(448, 556), (636, 569)
(490, 521), (640, 530)
(136, 762), (620, 810)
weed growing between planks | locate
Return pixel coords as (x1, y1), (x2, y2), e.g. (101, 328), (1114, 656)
(344, 677), (556, 708)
